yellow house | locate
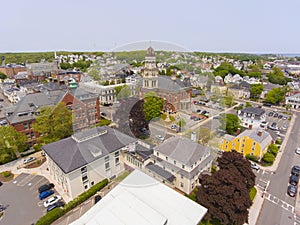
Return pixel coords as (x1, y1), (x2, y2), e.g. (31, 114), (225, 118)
(219, 129), (273, 159)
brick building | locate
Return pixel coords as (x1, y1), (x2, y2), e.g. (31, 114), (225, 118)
(0, 65), (27, 78)
(139, 47), (192, 112)
(6, 87), (101, 146)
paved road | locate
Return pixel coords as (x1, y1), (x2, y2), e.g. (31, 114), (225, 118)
(257, 111), (300, 225)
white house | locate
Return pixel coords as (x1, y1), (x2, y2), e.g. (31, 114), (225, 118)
(238, 107), (266, 129)
(42, 126), (137, 198)
(286, 93), (300, 109)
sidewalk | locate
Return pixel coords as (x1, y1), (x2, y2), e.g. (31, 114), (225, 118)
(247, 187), (265, 225)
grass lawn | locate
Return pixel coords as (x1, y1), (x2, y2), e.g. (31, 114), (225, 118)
(96, 118), (111, 127)
(0, 171), (14, 182)
(114, 170), (131, 183)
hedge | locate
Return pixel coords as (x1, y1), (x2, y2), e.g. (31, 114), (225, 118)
(245, 154), (259, 162)
(35, 178), (108, 225)
(35, 208), (64, 225)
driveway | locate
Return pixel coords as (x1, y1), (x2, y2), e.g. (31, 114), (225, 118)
(0, 173), (55, 225)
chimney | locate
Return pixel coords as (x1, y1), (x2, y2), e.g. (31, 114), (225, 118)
(191, 132), (197, 142)
(235, 128), (241, 136)
(257, 130), (262, 137)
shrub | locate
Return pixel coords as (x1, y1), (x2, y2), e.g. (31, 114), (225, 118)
(211, 165), (217, 173)
(275, 139), (282, 145)
(160, 114), (167, 120)
(249, 187), (257, 202)
(245, 154), (259, 162)
(262, 152), (275, 164)
(268, 144), (279, 156)
(1, 171), (12, 178)
(96, 119), (111, 127)
(169, 115), (175, 122)
(35, 208), (64, 225)
(33, 143), (43, 151)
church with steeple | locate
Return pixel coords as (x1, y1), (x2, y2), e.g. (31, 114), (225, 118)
(139, 47), (192, 112)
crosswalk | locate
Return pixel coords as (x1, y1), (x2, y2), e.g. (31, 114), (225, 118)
(264, 192), (294, 213)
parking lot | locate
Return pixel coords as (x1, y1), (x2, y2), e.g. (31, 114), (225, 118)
(0, 173), (57, 225)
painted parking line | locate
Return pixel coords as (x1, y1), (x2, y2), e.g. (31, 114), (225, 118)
(13, 173), (28, 183)
(29, 177), (46, 191)
(17, 174), (35, 186)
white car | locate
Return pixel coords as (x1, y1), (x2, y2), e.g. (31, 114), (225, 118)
(251, 163), (260, 170)
(155, 135), (165, 142)
(44, 195), (62, 208)
(296, 148), (300, 155)
(23, 157), (36, 164)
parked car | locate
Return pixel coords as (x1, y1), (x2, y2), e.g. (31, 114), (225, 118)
(140, 128), (150, 136)
(0, 181), (2, 186)
(289, 174), (299, 186)
(94, 195), (102, 204)
(263, 103), (272, 107)
(39, 190), (54, 200)
(171, 124), (177, 129)
(273, 113), (278, 117)
(291, 165), (300, 176)
(41, 151), (46, 156)
(278, 115), (283, 119)
(281, 125), (287, 131)
(46, 201), (65, 212)
(201, 110), (207, 115)
(287, 185), (297, 197)
(155, 135), (164, 142)
(0, 98), (3, 102)
(268, 112), (274, 116)
(196, 109), (201, 113)
(44, 195), (62, 207)
(23, 157), (36, 164)
(194, 117), (201, 121)
(38, 183), (55, 193)
(251, 163), (260, 170)
(283, 116), (288, 120)
(296, 148), (300, 155)
(213, 115), (221, 119)
(103, 102), (113, 107)
(0, 120), (7, 126)
(100, 112), (107, 117)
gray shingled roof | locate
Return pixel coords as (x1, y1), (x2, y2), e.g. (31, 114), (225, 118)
(7, 90), (67, 124)
(145, 162), (176, 183)
(240, 107), (265, 116)
(154, 136), (210, 167)
(238, 128), (273, 150)
(43, 126), (136, 174)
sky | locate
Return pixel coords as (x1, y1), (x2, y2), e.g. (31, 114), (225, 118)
(1, 0), (300, 53)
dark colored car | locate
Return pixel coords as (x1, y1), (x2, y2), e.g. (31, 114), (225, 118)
(0, 181), (2, 186)
(46, 201), (65, 212)
(273, 113), (278, 117)
(263, 103), (272, 107)
(268, 112), (274, 116)
(39, 190), (54, 200)
(196, 109), (201, 113)
(287, 185), (297, 197)
(100, 112), (107, 117)
(38, 183), (55, 193)
(0, 98), (3, 102)
(290, 174), (299, 186)
(278, 115), (283, 119)
(201, 110), (207, 115)
(103, 102), (113, 107)
(94, 195), (102, 204)
(291, 165), (300, 176)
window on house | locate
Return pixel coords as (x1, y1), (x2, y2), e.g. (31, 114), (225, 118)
(242, 144), (245, 147)
(182, 164), (185, 169)
(253, 142), (256, 145)
(81, 166), (87, 173)
(181, 174), (184, 179)
(105, 156), (110, 162)
(105, 162), (110, 170)
(166, 156), (168, 161)
(115, 151), (120, 157)
(84, 184), (88, 189)
(82, 174), (88, 182)
(26, 133), (30, 139)
(225, 145), (228, 149)
(174, 160), (176, 165)
(24, 123), (28, 130)
(115, 157), (120, 165)
(156, 152), (159, 156)
(91, 181), (94, 186)
(180, 182), (184, 188)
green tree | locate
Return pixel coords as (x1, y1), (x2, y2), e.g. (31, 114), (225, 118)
(114, 85), (131, 100)
(0, 126), (27, 164)
(177, 118), (186, 131)
(0, 72), (7, 80)
(265, 87), (287, 105)
(249, 83), (264, 99)
(267, 67), (291, 85)
(245, 102), (252, 107)
(143, 92), (164, 121)
(33, 102), (73, 144)
(198, 127), (211, 145)
(219, 114), (241, 135)
(213, 62), (245, 78)
(220, 94), (235, 108)
(268, 144), (279, 156)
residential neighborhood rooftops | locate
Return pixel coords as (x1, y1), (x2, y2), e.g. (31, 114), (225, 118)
(69, 169), (207, 225)
(43, 126), (136, 174)
(240, 107), (265, 116)
(154, 136), (210, 167)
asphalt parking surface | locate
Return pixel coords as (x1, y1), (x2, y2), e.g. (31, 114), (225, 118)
(0, 173), (55, 225)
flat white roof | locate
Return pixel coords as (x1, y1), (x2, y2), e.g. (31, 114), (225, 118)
(70, 170), (207, 225)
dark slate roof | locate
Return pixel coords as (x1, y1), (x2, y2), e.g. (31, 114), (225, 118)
(70, 87), (98, 101)
(240, 107), (265, 116)
(43, 126), (136, 174)
(154, 136), (210, 167)
(135, 144), (153, 160)
(139, 75), (191, 92)
(145, 162), (176, 183)
(7, 90), (67, 124)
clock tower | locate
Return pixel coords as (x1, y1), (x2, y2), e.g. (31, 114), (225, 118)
(142, 47), (158, 89)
